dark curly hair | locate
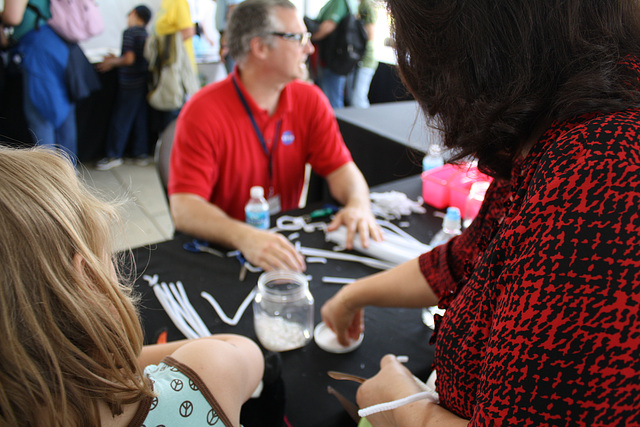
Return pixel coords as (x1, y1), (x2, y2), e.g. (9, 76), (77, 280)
(386, 1), (640, 179)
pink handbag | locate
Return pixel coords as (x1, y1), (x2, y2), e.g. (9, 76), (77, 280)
(47, 0), (105, 43)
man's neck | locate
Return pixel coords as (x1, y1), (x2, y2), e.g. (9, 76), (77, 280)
(237, 66), (285, 116)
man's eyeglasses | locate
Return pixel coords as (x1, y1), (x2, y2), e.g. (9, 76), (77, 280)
(270, 32), (312, 47)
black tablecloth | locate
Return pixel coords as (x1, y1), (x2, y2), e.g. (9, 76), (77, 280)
(130, 175), (442, 427)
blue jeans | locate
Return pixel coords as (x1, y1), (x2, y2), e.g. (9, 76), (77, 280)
(318, 67), (346, 109)
(105, 85), (149, 158)
(23, 73), (77, 162)
(350, 66), (376, 108)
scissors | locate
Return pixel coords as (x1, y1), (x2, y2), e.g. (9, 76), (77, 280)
(236, 253), (248, 281)
(183, 239), (224, 258)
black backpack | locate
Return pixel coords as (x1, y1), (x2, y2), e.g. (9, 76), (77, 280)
(320, 0), (368, 76)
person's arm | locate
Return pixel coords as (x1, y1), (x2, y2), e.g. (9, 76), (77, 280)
(325, 161), (383, 249)
(95, 51), (135, 73)
(364, 21), (375, 41)
(357, 355), (469, 427)
(139, 334), (264, 427)
(1, 0), (28, 26)
(321, 257), (436, 345)
(179, 25), (196, 41)
(170, 193), (306, 272)
(312, 19), (337, 41)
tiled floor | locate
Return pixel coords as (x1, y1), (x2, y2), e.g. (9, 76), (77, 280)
(79, 160), (174, 252)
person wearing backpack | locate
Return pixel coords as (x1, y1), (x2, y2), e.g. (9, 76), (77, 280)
(0, 0), (77, 161)
(345, 0), (377, 108)
(312, 0), (360, 108)
(95, 5), (153, 171)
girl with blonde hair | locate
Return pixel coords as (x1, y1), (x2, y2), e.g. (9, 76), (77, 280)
(0, 146), (263, 426)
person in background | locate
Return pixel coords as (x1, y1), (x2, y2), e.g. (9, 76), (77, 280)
(321, 0), (640, 425)
(345, 0), (377, 108)
(169, 0), (382, 273)
(149, 0), (199, 135)
(214, 0), (244, 73)
(155, 0), (197, 71)
(0, 0), (77, 161)
(95, 5), (152, 171)
(311, 0), (358, 108)
(0, 146), (264, 426)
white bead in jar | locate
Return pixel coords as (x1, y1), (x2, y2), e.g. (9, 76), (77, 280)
(253, 270), (314, 352)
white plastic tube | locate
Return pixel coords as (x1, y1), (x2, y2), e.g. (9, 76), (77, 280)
(201, 288), (257, 326)
(298, 246), (395, 270)
(153, 285), (199, 339)
(325, 226), (428, 266)
(357, 391), (439, 417)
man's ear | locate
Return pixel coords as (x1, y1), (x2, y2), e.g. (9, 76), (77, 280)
(250, 36), (270, 60)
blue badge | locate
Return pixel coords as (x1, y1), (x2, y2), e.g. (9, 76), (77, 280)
(281, 130), (295, 146)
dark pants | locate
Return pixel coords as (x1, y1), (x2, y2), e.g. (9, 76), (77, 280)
(104, 85), (149, 159)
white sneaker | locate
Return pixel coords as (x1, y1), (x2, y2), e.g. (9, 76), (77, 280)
(95, 157), (123, 170)
(133, 155), (152, 166)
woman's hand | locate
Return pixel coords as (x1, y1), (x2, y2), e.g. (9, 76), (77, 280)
(321, 288), (364, 346)
(356, 355), (426, 426)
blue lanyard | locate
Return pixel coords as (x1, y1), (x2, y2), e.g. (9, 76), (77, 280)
(232, 76), (282, 193)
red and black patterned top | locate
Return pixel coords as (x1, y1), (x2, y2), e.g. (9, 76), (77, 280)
(419, 58), (640, 425)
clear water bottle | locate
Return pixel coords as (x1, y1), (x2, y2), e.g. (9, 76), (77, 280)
(245, 186), (270, 230)
(422, 145), (445, 172)
(422, 206), (462, 328)
(429, 206), (462, 246)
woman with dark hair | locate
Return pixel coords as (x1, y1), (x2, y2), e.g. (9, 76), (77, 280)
(321, 1), (640, 425)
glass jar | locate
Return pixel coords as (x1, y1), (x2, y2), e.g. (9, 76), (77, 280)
(253, 270), (314, 352)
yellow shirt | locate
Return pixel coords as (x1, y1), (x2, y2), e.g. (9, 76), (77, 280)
(155, 0), (196, 70)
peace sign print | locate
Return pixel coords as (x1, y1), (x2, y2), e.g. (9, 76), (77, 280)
(170, 378), (184, 391)
(207, 408), (222, 425)
(179, 400), (194, 417)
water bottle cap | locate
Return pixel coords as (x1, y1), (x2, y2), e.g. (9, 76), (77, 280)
(250, 186), (264, 198)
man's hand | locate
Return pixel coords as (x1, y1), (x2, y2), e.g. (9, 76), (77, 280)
(327, 201), (383, 250)
(325, 162), (383, 250)
(237, 227), (306, 272)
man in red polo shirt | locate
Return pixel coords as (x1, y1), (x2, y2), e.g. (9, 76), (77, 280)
(169, 0), (381, 272)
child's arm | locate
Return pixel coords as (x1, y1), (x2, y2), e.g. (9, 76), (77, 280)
(138, 334), (264, 427)
(96, 51), (135, 73)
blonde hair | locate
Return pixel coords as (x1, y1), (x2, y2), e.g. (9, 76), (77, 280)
(0, 147), (153, 426)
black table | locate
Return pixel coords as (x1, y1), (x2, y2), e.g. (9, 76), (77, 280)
(334, 101), (443, 188)
(130, 175), (442, 427)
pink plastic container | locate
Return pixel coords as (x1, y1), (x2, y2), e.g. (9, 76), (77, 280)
(448, 164), (492, 213)
(421, 163), (492, 213)
(421, 164), (460, 209)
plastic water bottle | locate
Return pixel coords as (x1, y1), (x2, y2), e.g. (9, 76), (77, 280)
(422, 145), (445, 172)
(245, 186), (270, 230)
(429, 206), (462, 247)
(422, 207), (462, 328)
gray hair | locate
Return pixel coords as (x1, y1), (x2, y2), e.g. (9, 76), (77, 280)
(227, 0), (297, 63)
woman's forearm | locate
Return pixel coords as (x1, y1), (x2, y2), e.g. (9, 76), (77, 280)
(342, 258), (438, 311)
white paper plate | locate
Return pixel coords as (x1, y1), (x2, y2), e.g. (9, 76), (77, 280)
(314, 322), (363, 353)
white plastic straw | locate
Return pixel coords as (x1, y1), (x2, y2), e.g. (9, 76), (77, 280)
(322, 276), (356, 284)
(152, 285), (199, 339)
(201, 288), (257, 326)
(298, 246), (395, 270)
(357, 391), (439, 417)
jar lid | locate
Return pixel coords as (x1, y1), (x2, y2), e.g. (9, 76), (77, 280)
(314, 322), (363, 353)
